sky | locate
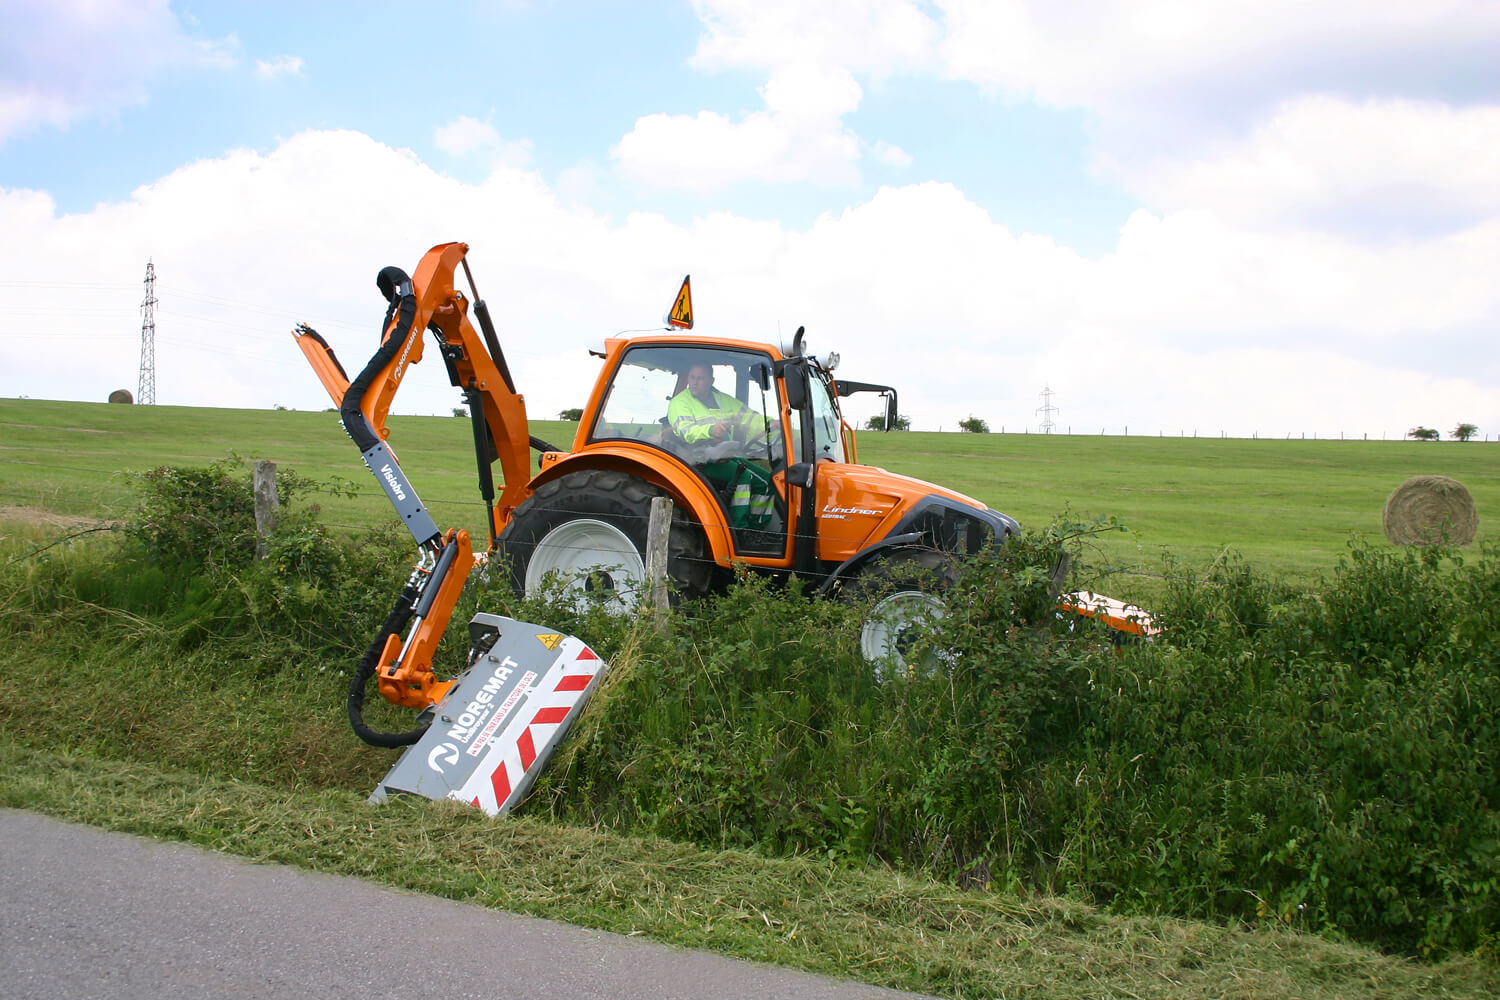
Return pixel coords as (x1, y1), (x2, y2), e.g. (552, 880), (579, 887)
(2, 0), (1498, 440)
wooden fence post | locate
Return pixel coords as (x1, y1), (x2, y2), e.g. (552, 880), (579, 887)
(643, 495), (673, 619)
(253, 460), (279, 561)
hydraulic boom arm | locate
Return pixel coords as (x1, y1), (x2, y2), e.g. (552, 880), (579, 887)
(293, 243), (536, 741)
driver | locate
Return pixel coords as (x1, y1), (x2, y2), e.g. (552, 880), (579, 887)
(667, 361), (764, 447)
(666, 360), (776, 532)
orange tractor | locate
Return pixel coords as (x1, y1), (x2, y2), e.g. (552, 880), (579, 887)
(296, 242), (1148, 746)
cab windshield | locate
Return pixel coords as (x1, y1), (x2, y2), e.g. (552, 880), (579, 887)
(589, 344), (787, 553)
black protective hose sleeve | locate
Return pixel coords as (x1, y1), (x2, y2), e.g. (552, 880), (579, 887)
(347, 585), (431, 748)
(342, 268), (416, 453)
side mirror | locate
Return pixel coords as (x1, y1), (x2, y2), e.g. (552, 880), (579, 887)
(782, 363), (808, 409)
(886, 393), (898, 432)
(784, 462), (814, 488)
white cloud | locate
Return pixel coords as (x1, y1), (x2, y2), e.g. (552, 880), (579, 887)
(614, 63), (864, 189)
(434, 115), (501, 155)
(691, 0), (939, 76)
(1108, 96), (1500, 237)
(684, 1), (1500, 143)
(254, 55), (304, 80)
(932, 0), (1500, 216)
(3, 131), (1494, 443)
(642, 0), (1500, 228)
(555, 162), (604, 206)
(0, 0), (236, 143)
(936, 1), (1500, 123)
(613, 100), (861, 191)
(433, 115), (533, 168)
(614, 1), (940, 190)
(762, 62), (863, 119)
(870, 140), (912, 168)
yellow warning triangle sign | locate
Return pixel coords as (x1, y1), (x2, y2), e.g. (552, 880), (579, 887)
(535, 632), (564, 650)
(666, 274), (693, 329)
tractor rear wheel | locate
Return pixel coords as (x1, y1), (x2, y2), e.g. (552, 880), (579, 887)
(846, 547), (959, 675)
(499, 469), (710, 610)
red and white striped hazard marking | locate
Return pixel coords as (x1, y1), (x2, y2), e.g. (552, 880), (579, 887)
(454, 637), (604, 816)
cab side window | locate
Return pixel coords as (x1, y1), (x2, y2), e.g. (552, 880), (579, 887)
(805, 369), (846, 464)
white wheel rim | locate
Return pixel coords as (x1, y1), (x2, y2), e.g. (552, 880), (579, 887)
(860, 589), (947, 677)
(525, 518), (645, 611)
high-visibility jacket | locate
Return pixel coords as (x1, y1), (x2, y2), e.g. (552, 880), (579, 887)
(666, 389), (775, 530)
(667, 389), (762, 444)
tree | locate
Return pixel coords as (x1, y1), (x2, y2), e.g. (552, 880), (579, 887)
(1408, 426), (1440, 441)
(864, 413), (911, 431)
(1453, 422), (1479, 441)
(452, 407), (468, 418)
(558, 407), (584, 421)
(958, 415), (990, 434)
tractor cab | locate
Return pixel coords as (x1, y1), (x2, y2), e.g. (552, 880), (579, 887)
(585, 341), (788, 556)
(557, 329), (1018, 588)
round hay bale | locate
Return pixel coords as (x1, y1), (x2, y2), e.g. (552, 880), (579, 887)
(1382, 475), (1478, 546)
(108, 388), (133, 404)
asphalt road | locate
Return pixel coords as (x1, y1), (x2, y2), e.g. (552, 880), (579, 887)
(0, 810), (932, 1000)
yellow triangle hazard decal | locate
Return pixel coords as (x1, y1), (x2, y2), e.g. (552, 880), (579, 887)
(667, 275), (693, 329)
(535, 632), (564, 650)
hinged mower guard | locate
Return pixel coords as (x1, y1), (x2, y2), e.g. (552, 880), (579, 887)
(370, 613), (607, 817)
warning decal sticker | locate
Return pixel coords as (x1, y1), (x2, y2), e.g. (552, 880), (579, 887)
(667, 275), (693, 329)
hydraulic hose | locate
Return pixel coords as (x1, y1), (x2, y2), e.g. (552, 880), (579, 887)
(529, 434), (562, 454)
(341, 267), (416, 454)
(347, 584), (431, 748)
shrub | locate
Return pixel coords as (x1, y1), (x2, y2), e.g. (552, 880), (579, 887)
(533, 534), (1500, 957)
(113, 459), (406, 654)
(864, 413), (911, 431)
(1047, 541), (1500, 956)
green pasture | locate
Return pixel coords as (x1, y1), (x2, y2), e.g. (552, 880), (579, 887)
(855, 430), (1498, 597)
(2, 396), (1494, 602)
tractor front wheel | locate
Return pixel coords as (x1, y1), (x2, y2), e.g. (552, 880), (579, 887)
(846, 547), (958, 675)
(499, 469), (710, 610)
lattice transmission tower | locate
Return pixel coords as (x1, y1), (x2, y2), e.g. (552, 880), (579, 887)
(138, 259), (157, 405)
(1036, 384), (1059, 434)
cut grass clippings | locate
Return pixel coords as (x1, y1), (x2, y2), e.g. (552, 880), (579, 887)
(1, 741), (1491, 1000)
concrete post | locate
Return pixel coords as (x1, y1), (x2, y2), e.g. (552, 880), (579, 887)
(643, 495), (673, 618)
(253, 460), (279, 561)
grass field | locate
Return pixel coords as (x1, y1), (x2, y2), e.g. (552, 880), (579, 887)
(3, 396), (1494, 602)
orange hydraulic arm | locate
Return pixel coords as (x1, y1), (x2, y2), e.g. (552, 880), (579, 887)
(292, 243), (536, 742)
(295, 242), (534, 536)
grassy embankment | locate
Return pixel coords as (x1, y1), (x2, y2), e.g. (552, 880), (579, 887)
(2, 396), (1497, 998)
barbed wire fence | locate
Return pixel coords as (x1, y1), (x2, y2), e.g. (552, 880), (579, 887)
(989, 425), (1494, 442)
